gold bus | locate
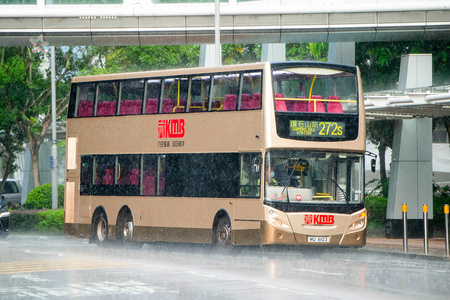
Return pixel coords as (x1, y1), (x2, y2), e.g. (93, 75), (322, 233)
(64, 61), (367, 248)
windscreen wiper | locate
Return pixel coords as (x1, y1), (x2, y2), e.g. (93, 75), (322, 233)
(328, 176), (351, 214)
(281, 158), (300, 205)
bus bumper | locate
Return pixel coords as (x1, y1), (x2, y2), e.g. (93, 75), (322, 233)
(262, 206), (367, 247)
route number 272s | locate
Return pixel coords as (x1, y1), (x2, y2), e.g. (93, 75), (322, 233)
(319, 122), (343, 136)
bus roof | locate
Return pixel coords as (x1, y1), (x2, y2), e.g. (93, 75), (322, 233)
(71, 62), (268, 83)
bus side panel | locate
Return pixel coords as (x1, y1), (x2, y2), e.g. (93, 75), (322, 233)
(134, 227), (211, 244)
(232, 198), (263, 245)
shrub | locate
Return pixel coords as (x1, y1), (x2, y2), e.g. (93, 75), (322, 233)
(433, 195), (450, 231)
(365, 196), (388, 225)
(35, 209), (64, 234)
(10, 211), (40, 232)
(25, 184), (64, 209)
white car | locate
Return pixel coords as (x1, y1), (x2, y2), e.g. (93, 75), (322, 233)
(1, 179), (22, 206)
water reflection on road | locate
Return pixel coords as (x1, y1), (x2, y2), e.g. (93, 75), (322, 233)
(0, 235), (448, 299)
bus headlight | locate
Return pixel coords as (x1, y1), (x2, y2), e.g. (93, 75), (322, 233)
(349, 220), (365, 230)
(267, 211), (289, 229)
(271, 218), (288, 228)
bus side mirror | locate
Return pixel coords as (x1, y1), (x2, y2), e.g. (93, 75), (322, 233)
(365, 151), (377, 173)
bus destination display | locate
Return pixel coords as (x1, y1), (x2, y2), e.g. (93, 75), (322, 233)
(289, 120), (345, 138)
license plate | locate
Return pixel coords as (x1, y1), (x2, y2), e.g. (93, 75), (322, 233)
(308, 236), (330, 243)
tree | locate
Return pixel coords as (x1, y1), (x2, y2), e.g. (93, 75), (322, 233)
(0, 47), (85, 188)
(0, 48), (28, 193)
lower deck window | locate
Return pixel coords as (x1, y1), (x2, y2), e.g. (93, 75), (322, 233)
(79, 152), (261, 199)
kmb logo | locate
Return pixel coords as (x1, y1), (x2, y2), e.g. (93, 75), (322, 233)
(304, 214), (335, 225)
(158, 119), (185, 139)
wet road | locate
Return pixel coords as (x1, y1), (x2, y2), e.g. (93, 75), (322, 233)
(0, 235), (449, 299)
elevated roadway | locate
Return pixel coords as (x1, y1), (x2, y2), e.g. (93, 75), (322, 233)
(0, 0), (450, 46)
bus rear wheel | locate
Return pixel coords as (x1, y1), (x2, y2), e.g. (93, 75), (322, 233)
(117, 212), (143, 248)
(214, 217), (232, 249)
(120, 213), (134, 243)
(93, 212), (108, 246)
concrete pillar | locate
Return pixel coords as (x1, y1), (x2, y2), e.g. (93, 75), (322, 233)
(199, 44), (221, 67)
(327, 42), (355, 65)
(261, 44), (286, 62)
(385, 54), (433, 238)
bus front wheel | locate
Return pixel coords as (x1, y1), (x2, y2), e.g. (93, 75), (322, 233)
(214, 217), (232, 249)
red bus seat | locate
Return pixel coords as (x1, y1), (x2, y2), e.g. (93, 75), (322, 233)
(130, 169), (139, 185)
(308, 95), (325, 112)
(102, 169), (114, 185)
(143, 170), (156, 195)
(145, 98), (158, 114)
(223, 94), (237, 111)
(251, 93), (261, 109)
(274, 94), (286, 111)
(78, 100), (94, 117)
(162, 98), (174, 114)
(241, 94), (252, 110)
(327, 96), (343, 113)
(294, 98), (308, 112)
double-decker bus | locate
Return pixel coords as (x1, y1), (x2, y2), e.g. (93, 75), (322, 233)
(64, 61), (366, 248)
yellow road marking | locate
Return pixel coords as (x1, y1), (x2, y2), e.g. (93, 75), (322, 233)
(0, 259), (135, 275)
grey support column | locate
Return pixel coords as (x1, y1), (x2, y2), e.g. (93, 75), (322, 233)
(386, 54), (433, 238)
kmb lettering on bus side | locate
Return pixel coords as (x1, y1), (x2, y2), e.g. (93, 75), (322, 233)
(158, 119), (185, 138)
(304, 214), (335, 225)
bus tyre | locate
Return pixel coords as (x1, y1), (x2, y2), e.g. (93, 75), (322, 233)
(118, 212), (143, 249)
(121, 213), (134, 243)
(214, 218), (232, 250)
(93, 212), (108, 247)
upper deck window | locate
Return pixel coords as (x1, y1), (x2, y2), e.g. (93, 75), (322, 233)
(69, 69), (263, 119)
(162, 77), (189, 114)
(76, 83), (95, 117)
(188, 76), (211, 112)
(97, 81), (119, 116)
(272, 67), (358, 114)
(120, 80), (145, 115)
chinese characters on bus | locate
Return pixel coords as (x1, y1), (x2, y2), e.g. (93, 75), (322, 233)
(158, 119), (185, 148)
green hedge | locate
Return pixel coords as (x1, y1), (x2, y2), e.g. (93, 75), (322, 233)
(433, 195), (450, 230)
(25, 184), (65, 209)
(365, 194), (450, 232)
(365, 196), (388, 225)
(35, 209), (64, 233)
(10, 211), (40, 232)
(10, 209), (64, 234)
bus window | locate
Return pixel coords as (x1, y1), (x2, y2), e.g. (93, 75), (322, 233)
(97, 82), (119, 116)
(80, 156), (92, 195)
(116, 154), (140, 196)
(240, 154), (261, 197)
(144, 79), (162, 115)
(142, 155), (158, 196)
(76, 83), (95, 117)
(93, 155), (115, 195)
(211, 73), (240, 111)
(158, 155), (166, 196)
(188, 76), (210, 112)
(120, 80), (145, 115)
(264, 150), (364, 204)
(162, 78), (188, 114)
(240, 72), (262, 110)
(272, 67), (357, 113)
